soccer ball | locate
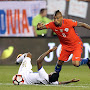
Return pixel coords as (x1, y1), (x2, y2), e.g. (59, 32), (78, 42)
(12, 74), (24, 85)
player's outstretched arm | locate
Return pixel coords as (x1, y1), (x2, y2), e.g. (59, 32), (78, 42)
(37, 23), (47, 30)
(59, 79), (80, 85)
(77, 22), (90, 30)
(37, 46), (57, 70)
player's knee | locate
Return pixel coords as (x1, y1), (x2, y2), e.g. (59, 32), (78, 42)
(57, 60), (64, 65)
(36, 59), (42, 65)
(72, 63), (79, 67)
(74, 64), (79, 67)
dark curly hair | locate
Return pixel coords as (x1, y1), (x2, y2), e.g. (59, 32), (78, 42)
(54, 10), (62, 16)
(49, 72), (59, 82)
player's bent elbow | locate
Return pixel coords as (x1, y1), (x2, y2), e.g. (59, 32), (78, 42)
(36, 59), (39, 63)
(36, 59), (41, 65)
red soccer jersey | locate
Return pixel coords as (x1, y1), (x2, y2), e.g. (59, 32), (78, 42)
(45, 19), (82, 51)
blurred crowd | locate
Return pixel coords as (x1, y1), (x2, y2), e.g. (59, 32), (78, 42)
(0, 0), (90, 1)
(0, 0), (90, 37)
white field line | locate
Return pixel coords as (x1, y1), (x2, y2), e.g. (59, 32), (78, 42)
(0, 83), (13, 85)
(0, 83), (90, 88)
(35, 84), (90, 88)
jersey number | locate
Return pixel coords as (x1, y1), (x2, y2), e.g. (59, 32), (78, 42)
(62, 33), (66, 37)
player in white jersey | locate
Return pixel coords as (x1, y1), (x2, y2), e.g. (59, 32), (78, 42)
(14, 46), (80, 85)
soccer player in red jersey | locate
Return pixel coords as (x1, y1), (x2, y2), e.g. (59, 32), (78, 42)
(37, 10), (90, 74)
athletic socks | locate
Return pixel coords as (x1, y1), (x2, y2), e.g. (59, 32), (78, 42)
(55, 64), (62, 73)
(79, 58), (88, 66)
(55, 59), (88, 72)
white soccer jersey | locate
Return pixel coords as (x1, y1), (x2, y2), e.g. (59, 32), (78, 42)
(18, 57), (59, 85)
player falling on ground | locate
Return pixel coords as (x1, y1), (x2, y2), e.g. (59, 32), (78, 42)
(15, 47), (79, 85)
(37, 10), (90, 74)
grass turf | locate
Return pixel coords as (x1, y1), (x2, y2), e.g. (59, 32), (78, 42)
(0, 65), (90, 90)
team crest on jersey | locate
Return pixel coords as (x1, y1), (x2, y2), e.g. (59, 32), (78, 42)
(60, 29), (63, 32)
(64, 28), (69, 32)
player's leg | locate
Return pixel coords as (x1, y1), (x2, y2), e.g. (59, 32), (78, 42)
(72, 46), (89, 67)
(55, 60), (64, 73)
(87, 58), (90, 69)
(18, 52), (33, 74)
(16, 53), (27, 64)
(72, 58), (89, 67)
(55, 48), (72, 73)
(72, 51), (81, 67)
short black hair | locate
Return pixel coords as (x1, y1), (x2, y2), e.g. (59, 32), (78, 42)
(49, 72), (59, 82)
(40, 8), (47, 14)
(54, 10), (62, 16)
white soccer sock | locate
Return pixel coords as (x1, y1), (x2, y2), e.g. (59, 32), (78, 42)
(16, 53), (27, 63)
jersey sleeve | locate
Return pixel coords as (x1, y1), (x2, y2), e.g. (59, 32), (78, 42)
(45, 22), (53, 29)
(67, 19), (77, 27)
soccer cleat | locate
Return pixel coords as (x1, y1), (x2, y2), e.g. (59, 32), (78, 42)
(15, 54), (23, 65)
(15, 53), (31, 65)
(87, 58), (90, 69)
(15, 61), (19, 65)
(16, 54), (23, 59)
(15, 53), (27, 64)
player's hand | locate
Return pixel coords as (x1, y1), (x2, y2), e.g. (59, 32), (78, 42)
(37, 23), (44, 30)
(71, 79), (80, 82)
(49, 46), (57, 52)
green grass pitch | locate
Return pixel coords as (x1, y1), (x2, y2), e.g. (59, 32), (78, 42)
(0, 65), (90, 90)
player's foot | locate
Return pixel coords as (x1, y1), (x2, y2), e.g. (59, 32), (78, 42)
(87, 58), (90, 69)
(15, 53), (27, 64)
(15, 61), (19, 65)
(15, 54), (22, 65)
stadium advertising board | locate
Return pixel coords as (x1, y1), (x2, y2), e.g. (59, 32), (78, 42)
(47, 0), (66, 15)
(0, 1), (46, 37)
(0, 37), (90, 65)
(68, 0), (88, 18)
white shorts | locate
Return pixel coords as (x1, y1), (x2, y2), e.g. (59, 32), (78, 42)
(38, 67), (58, 85)
(38, 67), (49, 82)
